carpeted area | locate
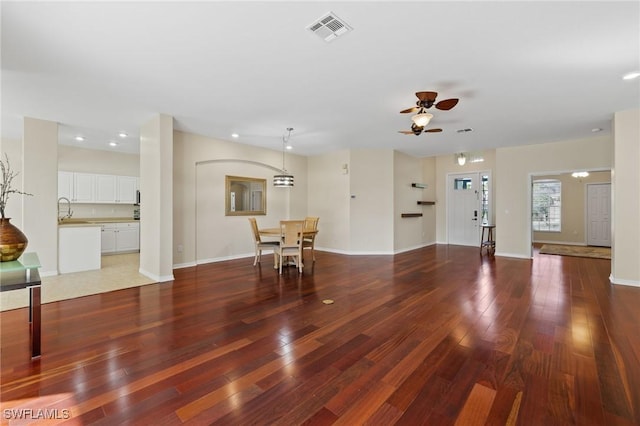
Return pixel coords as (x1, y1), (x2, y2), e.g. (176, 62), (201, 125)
(539, 244), (611, 259)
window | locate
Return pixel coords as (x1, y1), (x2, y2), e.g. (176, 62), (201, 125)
(532, 180), (561, 231)
(481, 174), (489, 224)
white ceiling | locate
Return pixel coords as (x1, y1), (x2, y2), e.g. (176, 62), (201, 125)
(2, 1), (639, 158)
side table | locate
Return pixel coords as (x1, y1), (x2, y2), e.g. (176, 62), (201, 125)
(480, 225), (496, 255)
(0, 252), (42, 358)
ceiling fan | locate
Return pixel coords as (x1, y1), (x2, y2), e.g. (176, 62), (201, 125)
(398, 123), (443, 136)
(400, 91), (459, 114)
(398, 91), (459, 135)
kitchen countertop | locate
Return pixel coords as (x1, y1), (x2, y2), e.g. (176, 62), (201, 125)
(58, 217), (139, 227)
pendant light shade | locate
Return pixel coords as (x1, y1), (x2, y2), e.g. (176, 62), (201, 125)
(411, 112), (433, 128)
(274, 127), (294, 187)
(273, 174), (294, 186)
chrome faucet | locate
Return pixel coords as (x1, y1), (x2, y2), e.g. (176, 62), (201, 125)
(58, 197), (73, 221)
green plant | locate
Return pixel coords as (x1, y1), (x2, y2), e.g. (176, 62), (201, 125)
(0, 153), (32, 219)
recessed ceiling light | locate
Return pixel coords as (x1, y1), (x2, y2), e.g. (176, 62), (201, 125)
(591, 128), (603, 132)
(118, 132), (128, 138)
(623, 71), (640, 80)
(286, 145), (293, 150)
(75, 136), (85, 142)
(109, 141), (118, 147)
(231, 133), (239, 138)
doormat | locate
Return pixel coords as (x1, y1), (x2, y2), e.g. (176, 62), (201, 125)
(539, 244), (611, 260)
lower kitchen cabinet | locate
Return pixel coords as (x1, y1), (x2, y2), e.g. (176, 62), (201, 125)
(101, 222), (140, 254)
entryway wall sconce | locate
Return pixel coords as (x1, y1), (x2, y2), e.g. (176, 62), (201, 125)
(456, 153), (466, 166)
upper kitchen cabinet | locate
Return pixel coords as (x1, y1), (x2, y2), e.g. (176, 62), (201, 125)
(59, 171), (138, 204)
(74, 173), (96, 202)
(95, 174), (117, 203)
(58, 171), (73, 200)
(116, 176), (137, 204)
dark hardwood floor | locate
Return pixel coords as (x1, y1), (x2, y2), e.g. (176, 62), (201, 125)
(2, 245), (639, 425)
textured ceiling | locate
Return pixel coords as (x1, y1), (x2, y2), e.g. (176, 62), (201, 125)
(2, 1), (639, 157)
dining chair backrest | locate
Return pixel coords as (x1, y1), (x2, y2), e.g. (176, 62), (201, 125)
(304, 216), (319, 232)
(280, 220), (304, 248)
(248, 217), (262, 243)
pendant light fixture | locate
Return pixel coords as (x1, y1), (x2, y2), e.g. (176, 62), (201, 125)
(411, 111), (433, 128)
(274, 127), (294, 187)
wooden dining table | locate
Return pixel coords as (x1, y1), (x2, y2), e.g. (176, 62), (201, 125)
(259, 227), (318, 238)
(259, 227), (318, 269)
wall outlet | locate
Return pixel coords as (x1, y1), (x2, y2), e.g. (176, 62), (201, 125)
(177, 245), (184, 253)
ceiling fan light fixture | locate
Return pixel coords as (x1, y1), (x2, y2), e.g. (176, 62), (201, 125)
(412, 112), (433, 127)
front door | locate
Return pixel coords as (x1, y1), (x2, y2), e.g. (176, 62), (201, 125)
(448, 173), (481, 246)
(587, 183), (611, 247)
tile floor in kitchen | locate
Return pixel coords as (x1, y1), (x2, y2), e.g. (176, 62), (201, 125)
(0, 253), (155, 311)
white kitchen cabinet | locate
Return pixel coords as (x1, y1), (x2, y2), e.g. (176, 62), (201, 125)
(59, 225), (102, 273)
(117, 176), (137, 204)
(101, 224), (117, 254)
(95, 174), (117, 203)
(58, 171), (139, 204)
(73, 173), (95, 202)
(101, 222), (139, 254)
(116, 222), (140, 251)
(58, 171), (95, 203)
(58, 171), (73, 200)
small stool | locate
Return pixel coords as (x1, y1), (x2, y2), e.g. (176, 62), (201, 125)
(480, 224), (495, 255)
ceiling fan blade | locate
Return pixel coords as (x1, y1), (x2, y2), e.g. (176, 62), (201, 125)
(435, 98), (459, 110)
(416, 91), (438, 102)
(398, 130), (414, 134)
(424, 128), (443, 133)
(400, 107), (418, 114)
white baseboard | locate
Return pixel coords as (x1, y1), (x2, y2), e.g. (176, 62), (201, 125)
(173, 261), (197, 269)
(196, 252), (255, 265)
(610, 274), (640, 287)
(139, 268), (174, 282)
(494, 251), (532, 259)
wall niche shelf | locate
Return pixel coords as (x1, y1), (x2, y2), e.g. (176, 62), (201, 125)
(417, 201), (435, 205)
(401, 213), (423, 218)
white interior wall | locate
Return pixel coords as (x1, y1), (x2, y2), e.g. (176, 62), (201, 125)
(611, 109), (640, 286)
(173, 130), (307, 267)
(420, 156), (437, 245)
(495, 135), (612, 258)
(394, 151), (428, 252)
(195, 161), (289, 263)
(139, 114), (174, 282)
(349, 149), (394, 254)
(23, 117), (59, 275)
(0, 138), (24, 228)
(307, 149), (351, 253)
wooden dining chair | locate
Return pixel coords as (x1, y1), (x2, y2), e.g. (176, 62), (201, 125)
(303, 216), (319, 262)
(248, 218), (279, 267)
(276, 220), (304, 274)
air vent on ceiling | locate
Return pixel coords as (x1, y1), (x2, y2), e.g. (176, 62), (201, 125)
(307, 12), (352, 42)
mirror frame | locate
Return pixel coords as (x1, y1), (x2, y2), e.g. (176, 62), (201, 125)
(225, 175), (267, 216)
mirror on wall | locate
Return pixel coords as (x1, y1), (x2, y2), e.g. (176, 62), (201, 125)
(225, 175), (266, 216)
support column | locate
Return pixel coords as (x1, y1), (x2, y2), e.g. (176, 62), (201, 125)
(611, 109), (640, 286)
(139, 114), (174, 282)
(23, 117), (58, 275)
